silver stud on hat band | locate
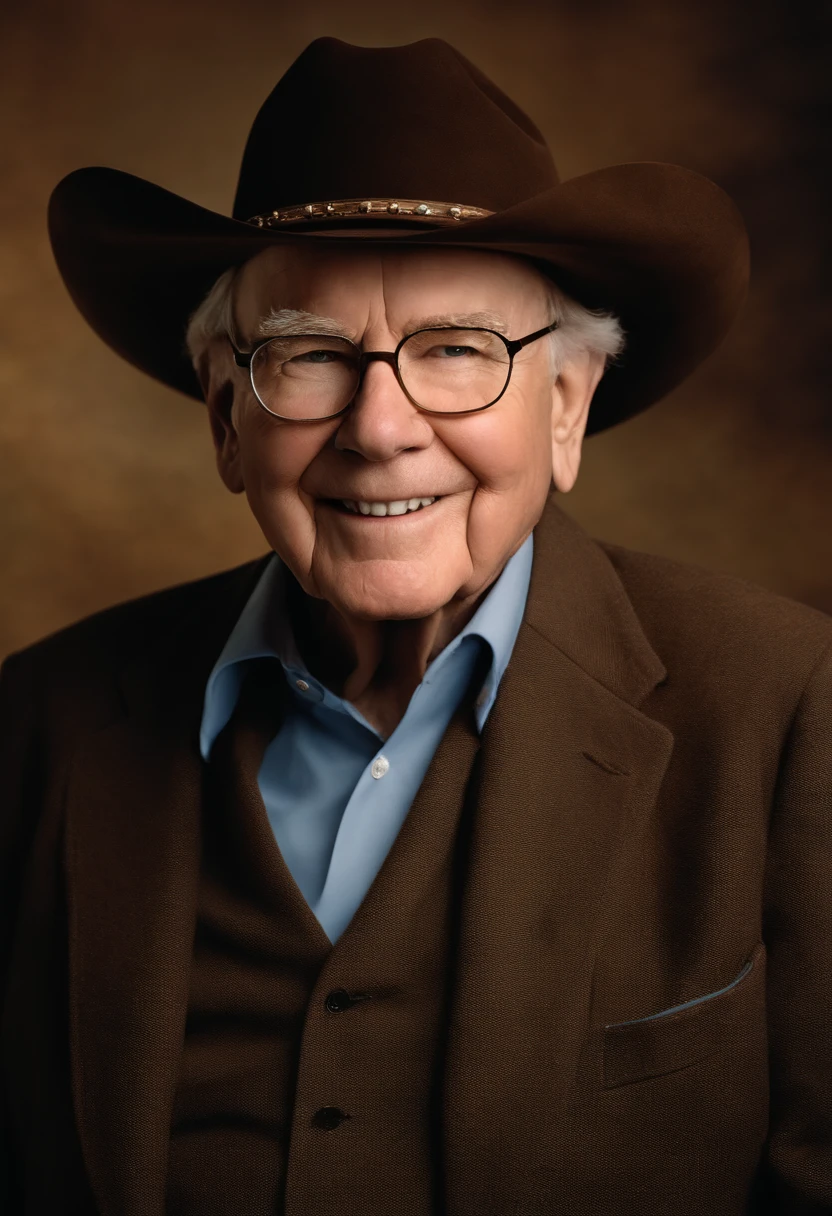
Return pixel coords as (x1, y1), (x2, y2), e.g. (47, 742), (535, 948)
(247, 197), (494, 227)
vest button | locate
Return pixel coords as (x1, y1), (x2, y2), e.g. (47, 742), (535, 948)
(325, 988), (353, 1013)
(311, 1106), (349, 1131)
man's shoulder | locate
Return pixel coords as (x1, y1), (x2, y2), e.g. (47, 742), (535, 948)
(2, 555), (271, 691)
(597, 536), (832, 678)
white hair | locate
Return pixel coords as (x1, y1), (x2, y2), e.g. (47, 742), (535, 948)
(185, 266), (240, 377)
(184, 258), (625, 382)
(539, 276), (624, 376)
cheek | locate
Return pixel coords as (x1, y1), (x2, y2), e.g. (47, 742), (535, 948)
(237, 412), (320, 495)
(456, 392), (554, 555)
(236, 418), (331, 554)
(443, 391), (552, 487)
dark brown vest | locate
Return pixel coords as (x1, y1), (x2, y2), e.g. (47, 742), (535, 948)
(165, 659), (486, 1215)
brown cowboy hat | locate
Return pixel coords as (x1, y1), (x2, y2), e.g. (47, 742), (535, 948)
(47, 36), (749, 436)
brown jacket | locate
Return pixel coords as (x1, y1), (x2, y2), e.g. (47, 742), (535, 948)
(2, 494), (832, 1215)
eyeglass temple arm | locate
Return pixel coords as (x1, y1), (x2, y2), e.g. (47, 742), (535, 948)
(505, 319), (559, 356)
(228, 337), (253, 370)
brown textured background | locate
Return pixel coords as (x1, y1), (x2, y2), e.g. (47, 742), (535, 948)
(1, 0), (829, 660)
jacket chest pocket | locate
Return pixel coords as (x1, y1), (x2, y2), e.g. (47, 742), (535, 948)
(601, 939), (766, 1089)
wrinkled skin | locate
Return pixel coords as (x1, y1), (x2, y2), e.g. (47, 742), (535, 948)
(201, 243), (605, 735)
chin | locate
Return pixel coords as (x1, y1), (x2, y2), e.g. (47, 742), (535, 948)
(331, 580), (454, 622)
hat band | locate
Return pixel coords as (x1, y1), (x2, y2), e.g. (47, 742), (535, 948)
(247, 197), (494, 227)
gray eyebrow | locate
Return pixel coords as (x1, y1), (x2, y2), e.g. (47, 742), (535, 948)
(252, 307), (510, 343)
(254, 309), (358, 341)
(402, 311), (509, 335)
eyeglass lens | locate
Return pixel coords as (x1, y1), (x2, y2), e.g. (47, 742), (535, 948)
(249, 329), (511, 418)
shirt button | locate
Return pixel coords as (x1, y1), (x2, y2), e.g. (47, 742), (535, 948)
(325, 989), (353, 1013)
(311, 1106), (350, 1131)
(371, 755), (390, 779)
(295, 678), (310, 692)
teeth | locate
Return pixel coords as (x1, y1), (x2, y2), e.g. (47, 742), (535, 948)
(340, 496), (438, 516)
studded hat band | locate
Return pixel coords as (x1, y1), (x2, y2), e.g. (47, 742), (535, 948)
(247, 197), (495, 227)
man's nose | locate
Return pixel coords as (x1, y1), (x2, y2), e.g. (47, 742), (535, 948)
(334, 354), (432, 460)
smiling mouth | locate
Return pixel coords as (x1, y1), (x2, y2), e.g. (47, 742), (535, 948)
(325, 497), (442, 518)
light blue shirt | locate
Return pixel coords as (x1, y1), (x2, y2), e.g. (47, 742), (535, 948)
(200, 534), (533, 944)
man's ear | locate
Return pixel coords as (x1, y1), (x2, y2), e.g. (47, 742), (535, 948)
(550, 349), (606, 494)
(198, 345), (245, 494)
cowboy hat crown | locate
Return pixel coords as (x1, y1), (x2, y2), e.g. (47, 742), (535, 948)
(47, 36), (750, 435)
(233, 37), (558, 222)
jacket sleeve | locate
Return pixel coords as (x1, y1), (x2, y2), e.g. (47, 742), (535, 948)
(761, 638), (832, 1213)
(0, 649), (41, 1211)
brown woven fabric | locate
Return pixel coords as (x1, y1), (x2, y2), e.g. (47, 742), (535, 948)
(166, 660), (323, 1213)
(166, 657), (485, 1214)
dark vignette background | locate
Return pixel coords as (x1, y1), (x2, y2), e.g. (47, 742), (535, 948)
(1, 0), (829, 659)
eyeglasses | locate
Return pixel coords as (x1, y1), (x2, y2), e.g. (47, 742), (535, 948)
(227, 321), (559, 421)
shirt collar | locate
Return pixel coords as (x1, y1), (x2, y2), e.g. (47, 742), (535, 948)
(199, 533), (533, 758)
(438, 532), (533, 729)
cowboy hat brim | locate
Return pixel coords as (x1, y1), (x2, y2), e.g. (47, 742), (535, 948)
(47, 160), (749, 436)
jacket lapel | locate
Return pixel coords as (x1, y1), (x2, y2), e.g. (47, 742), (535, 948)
(443, 493), (675, 1209)
(65, 558), (270, 1216)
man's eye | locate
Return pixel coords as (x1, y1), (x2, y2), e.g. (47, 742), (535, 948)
(294, 349), (340, 363)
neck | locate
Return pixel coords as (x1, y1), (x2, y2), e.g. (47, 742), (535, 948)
(285, 572), (488, 730)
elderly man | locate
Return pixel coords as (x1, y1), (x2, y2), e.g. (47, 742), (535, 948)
(2, 35), (831, 1216)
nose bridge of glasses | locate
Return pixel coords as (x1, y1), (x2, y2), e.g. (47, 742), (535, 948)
(358, 349), (401, 371)
(353, 348), (406, 396)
